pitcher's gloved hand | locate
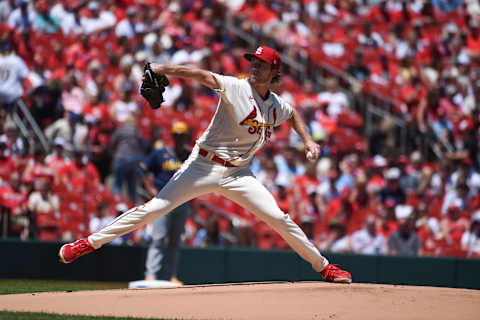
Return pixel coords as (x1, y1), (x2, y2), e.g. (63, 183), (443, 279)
(140, 62), (170, 109)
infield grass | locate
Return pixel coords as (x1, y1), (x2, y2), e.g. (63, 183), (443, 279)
(0, 312), (173, 320)
(0, 279), (178, 319)
(0, 279), (127, 295)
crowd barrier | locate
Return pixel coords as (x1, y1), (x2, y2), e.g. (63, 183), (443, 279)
(1, 239), (478, 289)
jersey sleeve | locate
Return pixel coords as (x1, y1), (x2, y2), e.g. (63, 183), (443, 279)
(211, 73), (240, 104)
(274, 96), (294, 126)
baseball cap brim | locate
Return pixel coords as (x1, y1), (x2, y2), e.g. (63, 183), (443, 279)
(244, 53), (278, 67)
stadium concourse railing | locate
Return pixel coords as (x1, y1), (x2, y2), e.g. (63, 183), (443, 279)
(12, 99), (51, 155)
(1, 239), (479, 290)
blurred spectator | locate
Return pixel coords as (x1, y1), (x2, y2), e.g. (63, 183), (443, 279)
(416, 201), (443, 256)
(110, 117), (144, 203)
(351, 215), (388, 255)
(44, 111), (83, 156)
(449, 158), (480, 197)
(22, 148), (53, 185)
(33, 0), (60, 34)
(84, 116), (112, 183)
(380, 167), (406, 206)
(461, 210), (480, 258)
(368, 118), (396, 156)
(317, 77), (349, 117)
(400, 151), (423, 193)
(306, 0), (338, 23)
(81, 1), (116, 35)
(376, 202), (397, 239)
(441, 183), (470, 216)
(0, 38), (29, 112)
(54, 1), (85, 35)
(0, 172), (29, 239)
(61, 72), (86, 117)
(388, 205), (420, 256)
(193, 214), (227, 247)
(0, 0), (15, 22)
(145, 33), (170, 65)
(7, 0), (35, 33)
(317, 218), (350, 253)
(45, 137), (70, 182)
(89, 201), (115, 233)
(440, 200), (469, 251)
(113, 55), (136, 96)
(317, 167), (340, 212)
(115, 6), (146, 39)
(28, 180), (59, 241)
(357, 22), (384, 49)
(273, 146), (305, 185)
(57, 149), (100, 187)
(3, 120), (26, 157)
(346, 50), (370, 82)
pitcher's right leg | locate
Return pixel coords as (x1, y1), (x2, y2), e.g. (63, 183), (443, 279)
(59, 159), (219, 263)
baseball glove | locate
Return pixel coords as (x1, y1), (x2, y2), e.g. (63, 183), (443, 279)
(140, 62), (170, 109)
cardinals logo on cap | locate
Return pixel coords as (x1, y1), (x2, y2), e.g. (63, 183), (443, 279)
(244, 46), (281, 69)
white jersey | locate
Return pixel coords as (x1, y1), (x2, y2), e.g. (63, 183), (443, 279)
(0, 53), (29, 104)
(196, 73), (293, 167)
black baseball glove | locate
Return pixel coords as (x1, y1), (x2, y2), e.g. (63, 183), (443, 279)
(140, 62), (170, 109)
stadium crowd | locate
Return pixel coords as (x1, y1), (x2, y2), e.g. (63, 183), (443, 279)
(0, 0), (479, 259)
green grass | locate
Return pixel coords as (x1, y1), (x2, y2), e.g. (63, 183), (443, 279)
(0, 279), (177, 319)
(0, 312), (170, 320)
(0, 279), (127, 295)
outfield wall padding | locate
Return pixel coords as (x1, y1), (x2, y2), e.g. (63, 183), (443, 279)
(1, 239), (478, 289)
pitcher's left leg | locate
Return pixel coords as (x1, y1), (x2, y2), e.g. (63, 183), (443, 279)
(220, 173), (329, 273)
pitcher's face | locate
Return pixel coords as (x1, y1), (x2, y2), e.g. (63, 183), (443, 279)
(248, 57), (274, 85)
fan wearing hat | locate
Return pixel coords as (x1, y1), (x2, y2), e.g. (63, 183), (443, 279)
(138, 121), (191, 285)
(387, 205), (421, 256)
(380, 167), (406, 207)
(115, 6), (146, 39)
(0, 36), (29, 112)
(60, 45), (351, 284)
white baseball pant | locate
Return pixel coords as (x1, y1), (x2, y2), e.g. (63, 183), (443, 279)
(88, 153), (329, 272)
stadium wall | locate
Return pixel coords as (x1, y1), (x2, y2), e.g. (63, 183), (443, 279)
(1, 239), (478, 290)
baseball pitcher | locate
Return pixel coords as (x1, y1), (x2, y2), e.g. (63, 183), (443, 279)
(59, 45), (352, 283)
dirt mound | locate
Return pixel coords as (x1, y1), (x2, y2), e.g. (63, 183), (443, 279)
(0, 282), (478, 319)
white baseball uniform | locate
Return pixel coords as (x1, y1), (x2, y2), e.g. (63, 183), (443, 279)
(88, 73), (329, 272)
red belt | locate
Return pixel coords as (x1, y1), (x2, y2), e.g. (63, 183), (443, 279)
(199, 148), (236, 167)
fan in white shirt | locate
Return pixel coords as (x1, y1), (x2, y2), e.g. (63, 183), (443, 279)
(351, 215), (388, 255)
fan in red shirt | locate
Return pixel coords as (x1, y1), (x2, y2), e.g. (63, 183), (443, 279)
(45, 137), (71, 181)
(0, 136), (16, 184)
(0, 172), (28, 239)
(237, 0), (278, 27)
(57, 150), (100, 188)
(22, 149), (54, 186)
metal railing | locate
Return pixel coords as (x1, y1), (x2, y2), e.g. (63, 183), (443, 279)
(12, 99), (50, 154)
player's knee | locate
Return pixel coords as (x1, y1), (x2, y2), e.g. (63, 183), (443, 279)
(265, 212), (290, 228)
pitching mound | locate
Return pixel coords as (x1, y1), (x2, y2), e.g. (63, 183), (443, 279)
(0, 282), (478, 319)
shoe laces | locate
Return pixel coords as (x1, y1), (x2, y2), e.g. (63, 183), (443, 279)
(72, 240), (90, 254)
(324, 264), (345, 275)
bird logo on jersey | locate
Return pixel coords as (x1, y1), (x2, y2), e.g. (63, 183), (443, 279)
(240, 105), (276, 140)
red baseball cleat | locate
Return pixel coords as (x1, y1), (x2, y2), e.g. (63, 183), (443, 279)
(58, 238), (94, 264)
(321, 264), (352, 283)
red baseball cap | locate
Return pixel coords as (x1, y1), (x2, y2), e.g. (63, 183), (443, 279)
(244, 46), (281, 69)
